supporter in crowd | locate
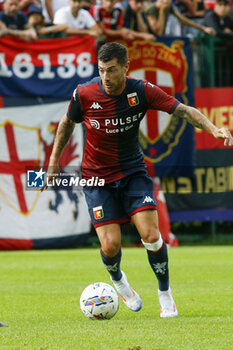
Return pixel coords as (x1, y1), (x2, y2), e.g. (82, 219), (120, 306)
(53, 0), (102, 38)
(90, 0), (155, 41)
(176, 0), (207, 37)
(90, 0), (133, 40)
(123, 0), (156, 40)
(145, 0), (215, 36)
(0, 0), (37, 41)
(41, 0), (69, 23)
(27, 4), (67, 37)
(204, 0), (233, 37)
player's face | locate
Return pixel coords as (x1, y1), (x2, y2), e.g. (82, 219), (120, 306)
(98, 58), (129, 96)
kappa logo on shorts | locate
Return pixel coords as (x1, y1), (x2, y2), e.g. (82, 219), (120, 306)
(93, 206), (104, 220)
(143, 196), (154, 204)
(127, 92), (139, 106)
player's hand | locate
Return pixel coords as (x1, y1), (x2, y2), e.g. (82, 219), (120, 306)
(40, 164), (60, 192)
(213, 128), (233, 146)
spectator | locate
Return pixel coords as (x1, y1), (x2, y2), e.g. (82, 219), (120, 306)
(27, 4), (67, 37)
(123, 0), (156, 40)
(176, 0), (207, 37)
(41, 0), (69, 23)
(0, 0), (37, 41)
(53, 0), (102, 38)
(146, 0), (182, 35)
(146, 0), (215, 36)
(90, 0), (140, 40)
(204, 0), (233, 37)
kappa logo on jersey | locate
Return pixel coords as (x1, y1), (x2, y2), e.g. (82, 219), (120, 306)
(127, 92), (139, 106)
(90, 102), (103, 109)
(143, 196), (154, 204)
(89, 119), (100, 129)
(93, 206), (104, 220)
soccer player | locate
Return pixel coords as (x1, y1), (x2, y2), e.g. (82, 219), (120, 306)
(42, 42), (233, 317)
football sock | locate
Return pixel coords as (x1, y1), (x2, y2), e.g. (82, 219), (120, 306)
(142, 234), (169, 291)
(100, 248), (122, 281)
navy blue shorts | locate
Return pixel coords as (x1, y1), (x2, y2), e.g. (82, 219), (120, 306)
(83, 173), (157, 228)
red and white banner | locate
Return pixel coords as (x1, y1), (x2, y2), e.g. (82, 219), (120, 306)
(0, 101), (90, 249)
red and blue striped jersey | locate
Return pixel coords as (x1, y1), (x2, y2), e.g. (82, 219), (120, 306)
(90, 4), (123, 30)
(67, 76), (179, 183)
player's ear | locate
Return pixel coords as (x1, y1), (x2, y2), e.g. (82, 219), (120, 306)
(125, 61), (130, 74)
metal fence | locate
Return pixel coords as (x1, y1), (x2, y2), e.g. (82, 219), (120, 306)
(191, 35), (233, 88)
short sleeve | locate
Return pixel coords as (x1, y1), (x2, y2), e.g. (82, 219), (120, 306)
(66, 87), (84, 123)
(83, 10), (96, 28)
(54, 8), (66, 24)
(144, 81), (180, 114)
(89, 5), (100, 22)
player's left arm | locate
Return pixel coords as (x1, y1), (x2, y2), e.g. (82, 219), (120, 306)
(173, 103), (233, 146)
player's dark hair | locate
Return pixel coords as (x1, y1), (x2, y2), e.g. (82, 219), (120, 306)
(98, 43), (128, 66)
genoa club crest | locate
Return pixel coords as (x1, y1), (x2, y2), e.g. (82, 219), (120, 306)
(127, 92), (139, 106)
(93, 206), (104, 220)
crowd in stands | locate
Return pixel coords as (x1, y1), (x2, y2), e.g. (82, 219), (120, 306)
(0, 0), (233, 42)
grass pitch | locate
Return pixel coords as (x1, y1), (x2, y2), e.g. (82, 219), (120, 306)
(0, 246), (232, 350)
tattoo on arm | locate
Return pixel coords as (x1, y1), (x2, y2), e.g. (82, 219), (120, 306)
(51, 115), (76, 162)
(173, 103), (217, 134)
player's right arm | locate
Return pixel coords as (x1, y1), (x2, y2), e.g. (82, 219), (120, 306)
(41, 115), (76, 191)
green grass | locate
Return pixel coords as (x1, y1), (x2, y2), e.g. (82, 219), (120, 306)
(0, 246), (232, 350)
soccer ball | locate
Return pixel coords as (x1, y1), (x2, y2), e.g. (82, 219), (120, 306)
(80, 282), (119, 320)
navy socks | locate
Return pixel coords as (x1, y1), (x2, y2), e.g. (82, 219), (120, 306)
(146, 242), (169, 291)
(100, 248), (122, 281)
